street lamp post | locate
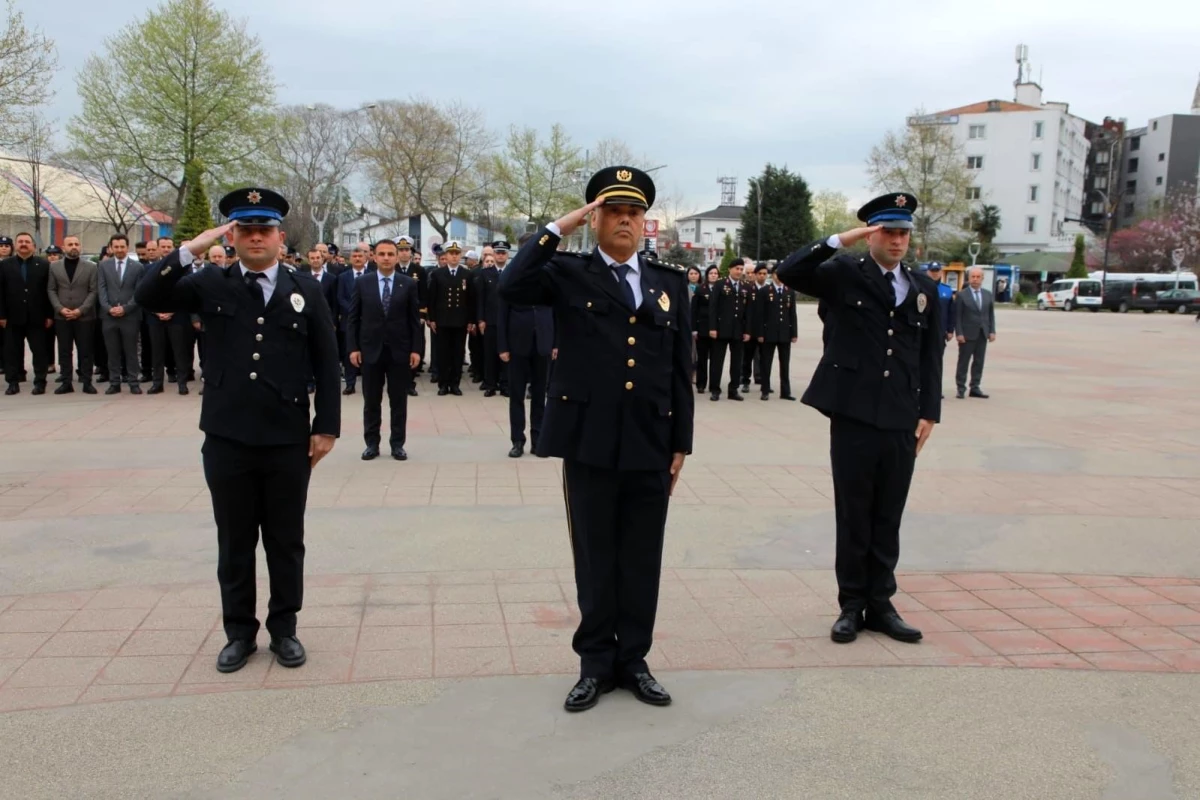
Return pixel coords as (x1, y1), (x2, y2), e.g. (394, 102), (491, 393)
(968, 241), (981, 267)
(756, 184), (763, 262)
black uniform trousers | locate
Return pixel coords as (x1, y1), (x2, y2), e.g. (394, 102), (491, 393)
(202, 433), (311, 641)
(341, 327), (359, 389)
(55, 319), (94, 386)
(361, 346), (411, 448)
(436, 326), (467, 389)
(3, 323), (50, 385)
(742, 338), (760, 385)
(507, 352), (547, 446)
(139, 317), (153, 379)
(468, 330), (483, 380)
(759, 342), (791, 397)
(829, 415), (915, 614)
(482, 326), (506, 391)
(93, 318), (109, 378)
(694, 336), (711, 391)
(149, 321), (195, 387)
(563, 459), (670, 680)
(708, 338), (743, 395)
(428, 330), (439, 379)
(955, 338), (987, 393)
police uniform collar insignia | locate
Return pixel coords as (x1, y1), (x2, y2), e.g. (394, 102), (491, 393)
(916, 292), (927, 312)
(658, 292), (670, 311)
(247, 190), (262, 204)
(290, 292), (305, 312)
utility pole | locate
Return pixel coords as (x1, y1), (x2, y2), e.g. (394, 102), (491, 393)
(756, 183), (763, 262)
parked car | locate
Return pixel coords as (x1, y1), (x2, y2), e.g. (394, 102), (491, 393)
(1147, 288), (1200, 314)
(1037, 279), (1102, 311)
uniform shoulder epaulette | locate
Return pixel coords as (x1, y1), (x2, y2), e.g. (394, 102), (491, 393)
(643, 256), (686, 273)
(285, 265), (297, 273)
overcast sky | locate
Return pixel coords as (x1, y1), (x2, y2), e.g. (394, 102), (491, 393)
(28, 0), (1200, 215)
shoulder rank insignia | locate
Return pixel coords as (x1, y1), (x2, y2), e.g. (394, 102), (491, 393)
(539, 234), (549, 246)
(160, 266), (171, 276)
(916, 292), (927, 313)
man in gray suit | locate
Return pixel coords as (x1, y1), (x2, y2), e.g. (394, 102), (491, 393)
(97, 233), (145, 395)
(47, 235), (98, 394)
(952, 266), (996, 399)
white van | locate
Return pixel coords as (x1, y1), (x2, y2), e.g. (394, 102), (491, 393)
(1036, 278), (1103, 311)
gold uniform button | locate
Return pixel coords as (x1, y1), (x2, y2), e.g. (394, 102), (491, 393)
(561, 395), (568, 400)
(249, 372), (258, 380)
(629, 316), (636, 324)
(255, 334), (263, 342)
(625, 381), (634, 390)
(586, 301), (592, 308)
(627, 337), (636, 345)
(256, 317), (264, 325)
(252, 353), (261, 361)
(627, 359), (635, 367)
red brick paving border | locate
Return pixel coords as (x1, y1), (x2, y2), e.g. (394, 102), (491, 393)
(1, 569), (1199, 713)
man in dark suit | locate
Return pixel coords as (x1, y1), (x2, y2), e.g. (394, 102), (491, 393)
(952, 266), (996, 399)
(427, 240), (474, 396)
(475, 249), (505, 396)
(46, 235), (99, 394)
(135, 187), (340, 674)
(777, 193), (942, 647)
(706, 257), (750, 402)
(335, 243), (373, 395)
(500, 166), (694, 713)
(497, 236), (554, 457)
(753, 268), (798, 401)
(97, 234), (146, 394)
(304, 246), (339, 315)
(0, 232), (54, 394)
(145, 270), (198, 396)
(741, 262), (769, 392)
(346, 238), (422, 461)
(394, 236), (426, 395)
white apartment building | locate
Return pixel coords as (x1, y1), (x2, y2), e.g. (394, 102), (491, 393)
(676, 205), (743, 264)
(923, 80), (1090, 254)
(1116, 78), (1200, 226)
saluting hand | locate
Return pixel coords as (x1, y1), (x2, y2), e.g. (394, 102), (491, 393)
(184, 222), (236, 258)
(552, 199), (604, 238)
(836, 225), (882, 247)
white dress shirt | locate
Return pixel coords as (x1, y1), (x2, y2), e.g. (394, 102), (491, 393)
(377, 270), (395, 302)
(546, 221), (642, 307)
(179, 248), (278, 303)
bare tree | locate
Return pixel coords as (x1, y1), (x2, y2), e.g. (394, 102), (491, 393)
(269, 104), (362, 247)
(651, 186), (697, 248)
(588, 137), (655, 171)
(0, 0), (58, 146)
(358, 98), (494, 240)
(57, 148), (159, 235)
(866, 110), (973, 258)
(8, 113), (59, 246)
(490, 124), (585, 225)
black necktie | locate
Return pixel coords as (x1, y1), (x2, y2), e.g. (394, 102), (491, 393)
(613, 263), (636, 309)
(885, 271), (897, 306)
(382, 276), (392, 314)
(245, 271), (266, 311)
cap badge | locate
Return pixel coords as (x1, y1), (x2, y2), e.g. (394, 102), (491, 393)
(247, 190), (262, 204)
(658, 292), (670, 312)
(916, 292), (927, 313)
(616, 169), (632, 182)
(290, 292), (305, 313)
(895, 194), (907, 207)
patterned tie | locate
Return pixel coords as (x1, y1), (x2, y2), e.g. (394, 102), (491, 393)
(885, 271), (897, 306)
(382, 276), (392, 314)
(613, 263), (636, 309)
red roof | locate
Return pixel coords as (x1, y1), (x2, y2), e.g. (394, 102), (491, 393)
(932, 99), (1041, 115)
(147, 210), (174, 224)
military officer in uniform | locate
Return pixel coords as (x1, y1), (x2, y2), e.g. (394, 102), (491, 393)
(427, 240), (474, 395)
(394, 236), (427, 395)
(706, 257), (751, 401)
(500, 166), (694, 713)
(475, 249), (504, 396)
(776, 193), (941, 646)
(753, 267), (798, 401)
(135, 188), (341, 674)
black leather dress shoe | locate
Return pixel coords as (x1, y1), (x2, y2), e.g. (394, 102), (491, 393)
(362, 446), (380, 460)
(780, 394), (796, 401)
(269, 635), (306, 667)
(563, 677), (615, 712)
(95, 374), (109, 383)
(178, 384), (189, 395)
(216, 639), (257, 673)
(54, 383), (74, 394)
(760, 393), (769, 401)
(620, 672), (672, 706)
(728, 392), (744, 402)
(82, 383), (97, 394)
(342, 386), (356, 395)
(408, 386), (418, 397)
(391, 446), (407, 461)
(865, 611), (923, 643)
(105, 384), (120, 395)
(955, 389), (966, 399)
(484, 389), (496, 397)
(969, 389), (989, 399)
(129, 385), (143, 395)
(437, 386), (449, 396)
(830, 609), (865, 643)
(32, 382), (47, 395)
(709, 392), (720, 402)
(450, 386), (463, 396)
(508, 444), (524, 458)
(147, 383), (164, 395)
(4, 384), (17, 395)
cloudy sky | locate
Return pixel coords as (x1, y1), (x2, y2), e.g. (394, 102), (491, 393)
(29, 0), (1200, 215)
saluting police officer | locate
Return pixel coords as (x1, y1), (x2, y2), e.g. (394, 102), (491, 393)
(500, 166), (694, 713)
(135, 188), (341, 674)
(777, 193), (941, 645)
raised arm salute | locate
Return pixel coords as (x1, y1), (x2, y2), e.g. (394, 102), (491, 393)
(776, 192), (943, 646)
(500, 166), (694, 713)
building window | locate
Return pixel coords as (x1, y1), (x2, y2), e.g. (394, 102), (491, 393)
(1126, 180), (1137, 193)
(1152, 121), (1158, 131)
(1026, 216), (1036, 233)
(1033, 121), (1044, 139)
(715, 227), (726, 233)
(1029, 185), (1039, 202)
(1090, 201), (1104, 215)
(967, 155), (984, 170)
(1095, 176), (1108, 190)
(1158, 153), (1165, 162)
(1095, 150), (1109, 165)
(961, 216), (972, 230)
(968, 124), (986, 139)
(1130, 137), (1140, 151)
(1156, 176), (1163, 186)
(1031, 153), (1042, 170)
(1153, 199), (1161, 211)
(966, 187), (981, 200)
(1124, 201), (1135, 216)
(1128, 158), (1138, 173)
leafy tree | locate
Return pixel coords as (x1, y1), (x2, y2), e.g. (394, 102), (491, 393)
(866, 110), (973, 258)
(490, 123), (585, 226)
(932, 236), (999, 266)
(1066, 233), (1089, 278)
(663, 243), (701, 268)
(739, 164), (814, 261)
(810, 189), (858, 238)
(68, 0), (275, 220)
(0, 1), (58, 146)
(175, 159), (213, 242)
(719, 233), (737, 272)
(971, 204), (1002, 245)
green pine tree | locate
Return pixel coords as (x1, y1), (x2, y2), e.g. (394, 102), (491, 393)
(719, 233), (737, 275)
(1066, 233), (1089, 278)
(739, 164), (815, 261)
(175, 159), (214, 242)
